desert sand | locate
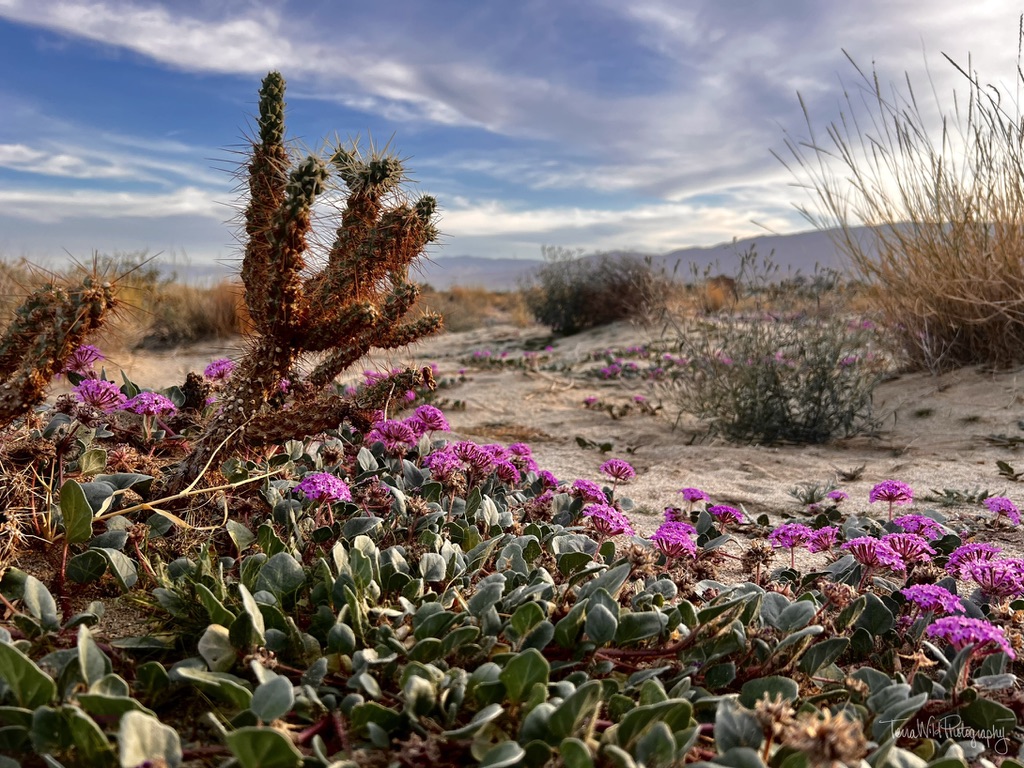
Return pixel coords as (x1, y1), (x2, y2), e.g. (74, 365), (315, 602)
(103, 320), (1024, 543)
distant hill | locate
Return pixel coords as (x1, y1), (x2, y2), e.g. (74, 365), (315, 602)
(164, 227), (872, 290)
(418, 227), (870, 291)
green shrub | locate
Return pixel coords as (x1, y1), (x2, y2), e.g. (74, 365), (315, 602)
(779, 45), (1024, 371)
(663, 252), (886, 444)
(525, 247), (665, 334)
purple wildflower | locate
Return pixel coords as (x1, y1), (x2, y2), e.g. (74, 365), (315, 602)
(423, 448), (462, 482)
(74, 379), (126, 412)
(368, 419), (417, 454)
(881, 533), (936, 565)
(537, 470), (559, 489)
(827, 490), (848, 503)
(900, 584), (965, 614)
(600, 459), (635, 484)
(946, 542), (1002, 579)
(926, 616), (1016, 659)
(64, 344), (104, 376)
(806, 526), (841, 553)
(583, 396), (599, 407)
(708, 505), (743, 526)
(651, 522), (697, 559)
(964, 560), (1024, 601)
(870, 480), (913, 521)
(412, 404), (449, 432)
(769, 523), (814, 549)
(893, 514), (945, 540)
(203, 358), (236, 380)
(122, 391), (177, 417)
(454, 441), (496, 475)
(663, 506), (687, 523)
(571, 478), (607, 504)
(294, 472), (352, 503)
(984, 497), (1022, 526)
(583, 503), (636, 537)
(494, 461), (521, 485)
(678, 487), (710, 504)
(842, 537), (906, 572)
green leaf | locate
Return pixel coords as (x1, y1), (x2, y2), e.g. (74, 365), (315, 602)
(776, 600), (817, 632)
(251, 676), (295, 723)
(226, 520), (256, 552)
(255, 552), (306, 603)
(798, 637), (850, 676)
(739, 676), (799, 708)
(554, 599), (588, 648)
(478, 741), (526, 768)
(547, 680), (603, 742)
(118, 711), (183, 768)
(67, 550), (108, 584)
(0, 640), (56, 707)
(77, 625), (111, 687)
(959, 697), (1016, 738)
(195, 583), (236, 626)
(172, 667), (252, 710)
(614, 611), (667, 646)
(419, 552), (447, 582)
(78, 448), (107, 476)
(96, 548), (138, 591)
(469, 573), (506, 617)
(198, 625), (237, 672)
(714, 698), (763, 752)
(59, 479), (95, 544)
(585, 603), (618, 646)
(21, 574), (60, 632)
(443, 703), (505, 738)
(226, 726), (303, 768)
(634, 721), (675, 768)
(559, 737), (595, 768)
(500, 648), (550, 704)
(66, 706), (114, 762)
(855, 592), (894, 635)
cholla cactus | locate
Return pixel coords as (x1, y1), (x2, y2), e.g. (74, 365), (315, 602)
(169, 71), (442, 489)
(0, 276), (116, 428)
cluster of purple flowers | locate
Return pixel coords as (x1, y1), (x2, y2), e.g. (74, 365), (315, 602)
(880, 533), (935, 565)
(64, 344), (104, 377)
(651, 521), (697, 558)
(870, 480), (914, 521)
(984, 496), (1022, 525)
(599, 458), (635, 484)
(203, 358), (237, 380)
(582, 503), (636, 537)
(900, 584), (965, 615)
(708, 504), (744, 526)
(925, 616), (1016, 659)
(73, 379), (128, 412)
(122, 391), (177, 417)
(842, 536), (906, 572)
(293, 472), (352, 503)
(571, 478), (608, 504)
(892, 514), (945, 540)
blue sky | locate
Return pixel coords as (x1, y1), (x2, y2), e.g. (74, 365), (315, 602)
(0, 1), (1018, 275)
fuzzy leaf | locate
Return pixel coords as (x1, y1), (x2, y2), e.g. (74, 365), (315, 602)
(67, 550), (108, 584)
(500, 648), (549, 704)
(739, 676), (799, 708)
(548, 680), (603, 742)
(198, 625), (237, 672)
(60, 479), (95, 544)
(96, 548), (138, 591)
(21, 574), (60, 632)
(118, 711), (182, 768)
(478, 741), (526, 768)
(714, 698), (763, 752)
(251, 676), (295, 723)
(77, 625), (111, 687)
(225, 726), (303, 768)
(0, 640), (56, 708)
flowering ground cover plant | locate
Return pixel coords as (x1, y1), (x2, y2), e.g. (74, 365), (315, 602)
(4, 72), (1024, 768)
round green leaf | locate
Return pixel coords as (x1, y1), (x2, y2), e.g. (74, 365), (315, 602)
(478, 741), (526, 768)
(118, 710), (182, 768)
(251, 676), (295, 723)
(226, 726), (302, 768)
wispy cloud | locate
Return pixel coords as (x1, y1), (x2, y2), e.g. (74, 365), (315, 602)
(0, 186), (223, 222)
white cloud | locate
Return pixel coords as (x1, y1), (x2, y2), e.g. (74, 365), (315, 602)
(0, 186), (223, 222)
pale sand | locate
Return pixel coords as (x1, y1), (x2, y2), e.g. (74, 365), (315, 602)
(105, 321), (1024, 547)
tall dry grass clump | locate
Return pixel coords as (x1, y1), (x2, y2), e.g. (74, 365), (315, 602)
(779, 39), (1024, 372)
(167, 71), (441, 491)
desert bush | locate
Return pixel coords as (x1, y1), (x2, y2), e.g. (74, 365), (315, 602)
(525, 246), (667, 334)
(779, 45), (1024, 371)
(663, 251), (887, 444)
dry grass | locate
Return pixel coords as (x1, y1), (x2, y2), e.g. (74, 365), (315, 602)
(779, 41), (1024, 371)
(415, 285), (532, 332)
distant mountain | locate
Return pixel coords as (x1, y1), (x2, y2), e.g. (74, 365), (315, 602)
(419, 227), (872, 291)
(164, 227), (873, 290)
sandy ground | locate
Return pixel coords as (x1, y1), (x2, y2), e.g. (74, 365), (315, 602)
(103, 321), (1024, 547)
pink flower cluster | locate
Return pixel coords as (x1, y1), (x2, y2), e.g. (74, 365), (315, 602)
(293, 472), (352, 503)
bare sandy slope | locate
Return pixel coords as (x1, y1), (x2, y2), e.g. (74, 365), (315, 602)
(107, 322), (1024, 543)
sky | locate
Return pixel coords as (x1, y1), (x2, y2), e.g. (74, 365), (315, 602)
(0, 0), (1019, 277)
